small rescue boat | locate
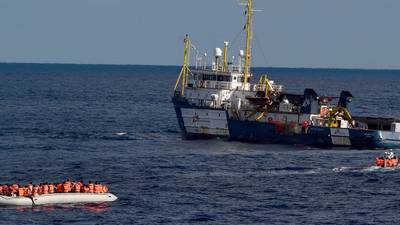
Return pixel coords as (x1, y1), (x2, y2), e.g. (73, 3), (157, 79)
(0, 193), (117, 206)
(375, 151), (399, 168)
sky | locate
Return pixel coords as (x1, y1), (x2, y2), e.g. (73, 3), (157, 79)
(0, 0), (399, 69)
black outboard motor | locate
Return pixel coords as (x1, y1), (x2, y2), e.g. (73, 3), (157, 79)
(300, 89), (319, 114)
(338, 91), (353, 108)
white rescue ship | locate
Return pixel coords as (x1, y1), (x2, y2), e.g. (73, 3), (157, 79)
(172, 0), (283, 139)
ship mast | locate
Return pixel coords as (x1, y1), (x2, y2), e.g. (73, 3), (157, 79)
(243, 0), (253, 88)
(173, 34), (190, 96)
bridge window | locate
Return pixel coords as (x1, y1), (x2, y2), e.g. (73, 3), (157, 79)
(202, 74), (217, 81)
(217, 75), (232, 82)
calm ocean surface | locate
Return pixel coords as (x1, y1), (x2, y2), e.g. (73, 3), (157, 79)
(0, 63), (400, 224)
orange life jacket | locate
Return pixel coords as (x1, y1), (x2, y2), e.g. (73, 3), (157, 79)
(11, 184), (19, 195)
(24, 187), (29, 197)
(18, 188), (25, 197)
(102, 185), (109, 193)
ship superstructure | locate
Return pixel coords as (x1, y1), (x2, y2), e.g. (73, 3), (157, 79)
(172, 0), (282, 138)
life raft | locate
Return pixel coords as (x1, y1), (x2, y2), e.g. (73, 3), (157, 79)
(0, 193), (117, 206)
(375, 157), (399, 168)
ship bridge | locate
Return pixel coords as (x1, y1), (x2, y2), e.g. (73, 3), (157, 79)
(188, 69), (251, 91)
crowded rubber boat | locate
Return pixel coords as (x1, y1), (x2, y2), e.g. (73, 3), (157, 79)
(0, 180), (117, 206)
(375, 151), (399, 168)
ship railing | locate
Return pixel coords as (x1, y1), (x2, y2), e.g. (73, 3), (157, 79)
(191, 66), (211, 71)
(191, 65), (242, 74)
(251, 84), (284, 92)
(230, 66), (242, 73)
(203, 81), (232, 90)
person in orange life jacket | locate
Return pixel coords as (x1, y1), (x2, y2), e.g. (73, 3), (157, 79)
(83, 185), (90, 193)
(94, 182), (102, 194)
(11, 184), (19, 196)
(38, 183), (43, 195)
(57, 183), (63, 193)
(43, 183), (49, 194)
(78, 180), (84, 192)
(1, 185), (8, 195)
(102, 185), (109, 193)
(0, 185), (3, 195)
(18, 187), (25, 197)
(24, 186), (30, 197)
(3, 184), (10, 196)
(48, 183), (55, 194)
(66, 179), (73, 192)
(33, 185), (40, 196)
(63, 181), (71, 193)
(74, 182), (82, 193)
(65, 179), (72, 187)
(28, 182), (33, 195)
(88, 181), (94, 193)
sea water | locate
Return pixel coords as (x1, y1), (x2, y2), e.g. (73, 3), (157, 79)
(0, 63), (399, 224)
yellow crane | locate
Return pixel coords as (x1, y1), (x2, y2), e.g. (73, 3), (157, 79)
(328, 107), (354, 128)
(243, 0), (253, 88)
(173, 34), (191, 96)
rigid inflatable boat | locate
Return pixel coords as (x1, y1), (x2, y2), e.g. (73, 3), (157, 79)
(375, 151), (399, 168)
(375, 157), (399, 168)
(0, 193), (117, 206)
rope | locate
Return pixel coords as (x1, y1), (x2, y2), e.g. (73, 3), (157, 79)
(253, 13), (269, 67)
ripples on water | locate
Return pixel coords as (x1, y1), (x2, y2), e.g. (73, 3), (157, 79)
(0, 63), (400, 224)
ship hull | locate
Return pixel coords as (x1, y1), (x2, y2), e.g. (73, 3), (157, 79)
(371, 131), (400, 149)
(227, 118), (321, 147)
(172, 96), (229, 139)
(227, 118), (391, 149)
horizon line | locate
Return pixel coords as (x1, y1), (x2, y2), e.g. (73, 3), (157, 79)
(1, 61), (400, 72)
